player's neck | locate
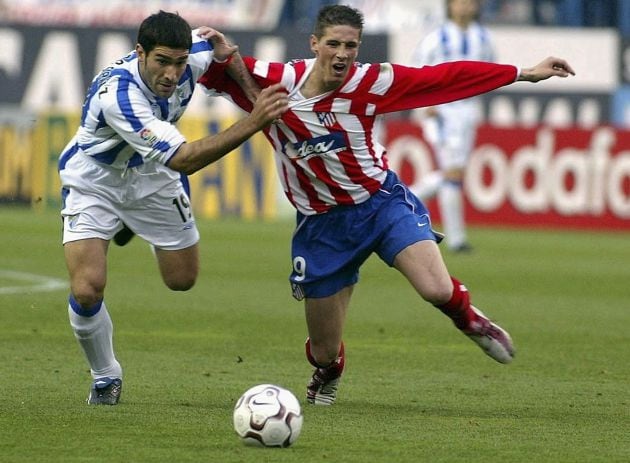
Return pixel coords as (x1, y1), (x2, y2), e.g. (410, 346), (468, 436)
(451, 17), (474, 29)
(301, 76), (338, 99)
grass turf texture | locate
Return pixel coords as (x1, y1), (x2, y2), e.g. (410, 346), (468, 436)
(1, 206), (628, 462)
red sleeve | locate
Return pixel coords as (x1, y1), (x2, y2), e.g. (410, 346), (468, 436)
(197, 56), (263, 112)
(376, 61), (518, 113)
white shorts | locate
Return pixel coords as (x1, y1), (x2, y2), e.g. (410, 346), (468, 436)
(60, 153), (199, 250)
(423, 103), (480, 171)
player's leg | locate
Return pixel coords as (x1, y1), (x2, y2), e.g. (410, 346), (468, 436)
(124, 170), (200, 291)
(60, 166), (126, 405)
(410, 169), (444, 200)
(374, 172), (513, 363)
(305, 287), (351, 364)
(290, 207), (366, 406)
(304, 286), (352, 405)
(438, 167), (470, 252)
(393, 240), (514, 363)
(112, 222), (135, 246)
(408, 116), (444, 200)
(436, 117), (474, 252)
(64, 238), (123, 404)
(153, 244), (199, 291)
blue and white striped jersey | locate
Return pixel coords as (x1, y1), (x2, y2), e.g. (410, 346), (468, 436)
(412, 20), (494, 67)
(59, 29), (214, 172)
(411, 19), (494, 116)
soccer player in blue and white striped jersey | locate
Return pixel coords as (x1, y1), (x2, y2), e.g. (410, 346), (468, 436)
(59, 11), (288, 404)
(409, 0), (495, 252)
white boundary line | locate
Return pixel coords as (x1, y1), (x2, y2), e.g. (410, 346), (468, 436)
(0, 269), (67, 295)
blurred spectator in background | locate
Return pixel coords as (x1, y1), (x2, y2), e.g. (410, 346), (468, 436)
(279, 0), (338, 32)
(481, 0), (621, 29)
(0, 0), (627, 34)
(408, 0), (494, 253)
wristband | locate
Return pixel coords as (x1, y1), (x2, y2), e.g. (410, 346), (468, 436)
(213, 54), (234, 65)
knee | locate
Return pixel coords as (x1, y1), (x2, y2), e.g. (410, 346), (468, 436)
(165, 275), (196, 292)
(444, 167), (464, 182)
(70, 283), (105, 309)
(156, 247), (199, 292)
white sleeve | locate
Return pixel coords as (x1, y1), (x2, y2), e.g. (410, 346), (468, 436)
(188, 29), (215, 81)
(411, 30), (440, 67)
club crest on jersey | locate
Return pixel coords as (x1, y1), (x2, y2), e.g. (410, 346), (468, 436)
(66, 214), (80, 230)
(139, 127), (158, 146)
(316, 111), (337, 128)
(289, 132), (346, 160)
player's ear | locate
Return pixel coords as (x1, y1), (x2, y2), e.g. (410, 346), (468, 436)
(135, 44), (146, 63)
(309, 35), (319, 56)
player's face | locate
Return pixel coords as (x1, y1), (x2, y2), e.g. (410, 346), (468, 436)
(310, 25), (361, 92)
(448, 0), (480, 23)
(136, 45), (189, 98)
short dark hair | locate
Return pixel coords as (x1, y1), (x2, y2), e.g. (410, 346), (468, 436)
(313, 5), (364, 39)
(137, 11), (192, 54)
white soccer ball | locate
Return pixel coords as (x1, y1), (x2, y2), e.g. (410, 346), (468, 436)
(233, 384), (303, 447)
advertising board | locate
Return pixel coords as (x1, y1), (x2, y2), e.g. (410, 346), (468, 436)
(386, 120), (630, 231)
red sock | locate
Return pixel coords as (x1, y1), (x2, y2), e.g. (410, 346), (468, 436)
(305, 337), (345, 379)
(435, 277), (476, 330)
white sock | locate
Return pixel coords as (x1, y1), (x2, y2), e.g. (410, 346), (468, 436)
(409, 170), (443, 200)
(68, 297), (122, 380)
(438, 181), (467, 249)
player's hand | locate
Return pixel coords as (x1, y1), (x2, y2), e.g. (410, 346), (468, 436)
(425, 106), (438, 118)
(518, 57), (576, 82)
(248, 84), (288, 129)
(197, 27), (238, 62)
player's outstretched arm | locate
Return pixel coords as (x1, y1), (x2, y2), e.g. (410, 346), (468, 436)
(196, 26), (238, 62)
(197, 27), (260, 103)
(226, 53), (260, 104)
(517, 57), (575, 82)
(167, 84), (287, 175)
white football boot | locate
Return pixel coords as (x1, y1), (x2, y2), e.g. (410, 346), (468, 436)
(463, 306), (515, 364)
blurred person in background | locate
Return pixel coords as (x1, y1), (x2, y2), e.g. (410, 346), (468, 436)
(409, 0), (494, 253)
(199, 4), (573, 405)
(279, 0), (339, 32)
(59, 10), (287, 405)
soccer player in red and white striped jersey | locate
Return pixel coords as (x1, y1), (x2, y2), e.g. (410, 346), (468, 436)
(199, 4), (574, 406)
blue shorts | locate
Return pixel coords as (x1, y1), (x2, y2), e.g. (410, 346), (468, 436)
(290, 170), (442, 300)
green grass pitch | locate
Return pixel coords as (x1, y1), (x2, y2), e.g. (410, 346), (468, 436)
(1, 206), (628, 462)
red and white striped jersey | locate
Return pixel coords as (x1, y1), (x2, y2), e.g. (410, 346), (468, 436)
(199, 57), (517, 215)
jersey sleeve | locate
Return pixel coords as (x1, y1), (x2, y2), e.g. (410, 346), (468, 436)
(197, 56), (256, 112)
(187, 28), (215, 80)
(372, 61), (518, 114)
(197, 56), (290, 112)
(99, 77), (186, 165)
